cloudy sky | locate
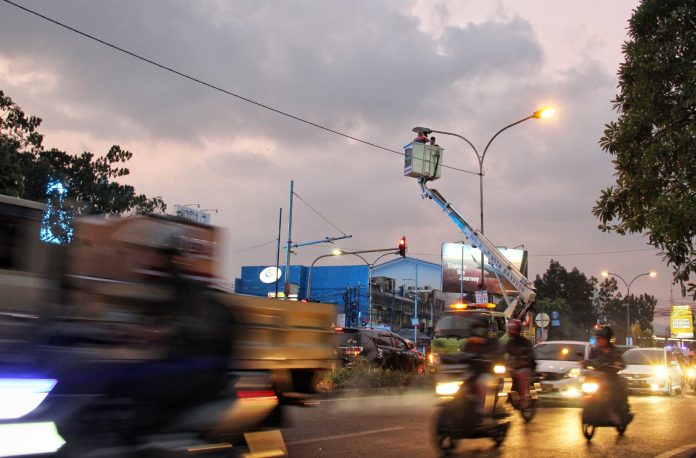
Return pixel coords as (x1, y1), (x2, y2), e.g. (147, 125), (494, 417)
(0, 0), (685, 328)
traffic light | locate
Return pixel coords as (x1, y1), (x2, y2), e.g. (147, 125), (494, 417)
(398, 236), (407, 257)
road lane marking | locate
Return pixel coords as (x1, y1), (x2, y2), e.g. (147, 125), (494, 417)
(319, 395), (434, 403)
(655, 442), (696, 458)
(285, 426), (405, 446)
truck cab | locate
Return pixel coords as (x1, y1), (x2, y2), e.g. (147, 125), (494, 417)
(428, 303), (507, 373)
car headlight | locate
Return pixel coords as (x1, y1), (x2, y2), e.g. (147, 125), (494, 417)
(436, 381), (463, 396)
(687, 368), (695, 378)
(428, 352), (440, 365)
(581, 382), (599, 394)
(565, 368), (581, 378)
(0, 378), (57, 420)
(493, 365), (506, 375)
(655, 366), (667, 378)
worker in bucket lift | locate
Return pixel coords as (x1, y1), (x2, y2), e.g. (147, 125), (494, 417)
(429, 136), (438, 146)
(505, 319), (535, 409)
(414, 129), (428, 143)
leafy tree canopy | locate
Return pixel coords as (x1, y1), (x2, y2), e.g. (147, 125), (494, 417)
(0, 90), (165, 215)
(534, 260), (598, 340)
(593, 0), (696, 297)
(534, 260), (657, 345)
(596, 277), (657, 345)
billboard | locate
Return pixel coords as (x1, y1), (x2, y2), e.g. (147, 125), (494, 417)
(441, 242), (528, 296)
(174, 205), (211, 225)
(670, 305), (694, 339)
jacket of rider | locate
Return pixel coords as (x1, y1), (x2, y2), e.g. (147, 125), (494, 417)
(505, 335), (535, 371)
(586, 345), (625, 377)
(464, 336), (502, 374)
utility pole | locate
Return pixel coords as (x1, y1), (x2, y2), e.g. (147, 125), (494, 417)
(274, 207), (282, 299)
(283, 180), (294, 298)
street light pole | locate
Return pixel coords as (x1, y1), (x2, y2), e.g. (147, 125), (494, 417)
(306, 249), (398, 326)
(416, 108), (553, 294)
(601, 270), (657, 345)
(306, 253), (340, 301)
(340, 251), (396, 327)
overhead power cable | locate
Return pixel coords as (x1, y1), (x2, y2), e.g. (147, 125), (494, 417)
(293, 191), (348, 236)
(529, 248), (657, 257)
(416, 248), (656, 258)
(229, 239), (277, 255)
(1, 0), (479, 176)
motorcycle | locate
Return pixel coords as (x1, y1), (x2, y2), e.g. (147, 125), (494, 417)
(687, 366), (696, 392)
(0, 367), (284, 457)
(507, 370), (540, 423)
(580, 369), (633, 441)
(434, 355), (512, 454)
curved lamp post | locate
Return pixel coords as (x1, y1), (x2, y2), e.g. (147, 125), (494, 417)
(306, 250), (397, 327)
(601, 270), (657, 344)
(413, 107), (554, 289)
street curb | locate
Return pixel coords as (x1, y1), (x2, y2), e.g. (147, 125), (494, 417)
(317, 386), (434, 400)
(655, 443), (696, 458)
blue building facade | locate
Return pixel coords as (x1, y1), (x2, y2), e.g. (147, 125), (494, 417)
(235, 257), (446, 331)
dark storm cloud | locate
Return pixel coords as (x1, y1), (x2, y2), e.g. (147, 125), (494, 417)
(0, 0), (542, 150)
(2, 0), (669, 304)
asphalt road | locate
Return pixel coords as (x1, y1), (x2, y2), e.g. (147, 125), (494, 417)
(282, 389), (696, 457)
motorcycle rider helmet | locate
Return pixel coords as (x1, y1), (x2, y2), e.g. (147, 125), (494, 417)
(594, 325), (613, 342)
(507, 319), (522, 335)
(470, 313), (489, 338)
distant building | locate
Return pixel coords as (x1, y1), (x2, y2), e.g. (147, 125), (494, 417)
(234, 257), (447, 332)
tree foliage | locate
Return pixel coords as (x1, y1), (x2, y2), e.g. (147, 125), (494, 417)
(0, 90), (165, 215)
(593, 0), (696, 297)
(533, 260), (598, 340)
(596, 278), (657, 346)
(534, 261), (657, 345)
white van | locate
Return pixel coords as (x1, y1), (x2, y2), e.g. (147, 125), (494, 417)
(534, 340), (592, 400)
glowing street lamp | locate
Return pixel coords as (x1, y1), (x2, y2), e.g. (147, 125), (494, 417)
(601, 270), (657, 344)
(412, 107), (554, 290)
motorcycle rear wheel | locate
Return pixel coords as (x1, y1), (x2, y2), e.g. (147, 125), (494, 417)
(520, 402), (536, 423)
(582, 423), (595, 441)
(435, 409), (457, 453)
(491, 426), (508, 447)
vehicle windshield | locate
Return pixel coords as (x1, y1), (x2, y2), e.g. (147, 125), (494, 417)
(623, 349), (665, 366)
(336, 329), (363, 347)
(433, 312), (485, 339)
(534, 343), (586, 361)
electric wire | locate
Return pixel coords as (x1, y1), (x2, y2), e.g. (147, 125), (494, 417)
(1, 0), (479, 176)
(229, 239), (277, 255)
(293, 191), (348, 236)
(530, 248), (657, 257)
(414, 248), (657, 258)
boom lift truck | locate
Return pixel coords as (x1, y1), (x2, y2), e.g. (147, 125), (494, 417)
(403, 140), (538, 370)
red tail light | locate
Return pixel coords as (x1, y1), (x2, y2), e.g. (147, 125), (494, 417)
(237, 390), (277, 401)
(345, 346), (363, 357)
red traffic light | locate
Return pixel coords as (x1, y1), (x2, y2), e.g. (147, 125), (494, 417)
(398, 236), (407, 257)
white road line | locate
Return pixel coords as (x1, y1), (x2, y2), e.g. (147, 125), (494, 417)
(285, 426), (405, 446)
(654, 442), (696, 458)
(319, 394), (434, 403)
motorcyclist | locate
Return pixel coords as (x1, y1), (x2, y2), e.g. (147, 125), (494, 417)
(505, 319), (535, 409)
(464, 313), (502, 425)
(584, 326), (630, 424)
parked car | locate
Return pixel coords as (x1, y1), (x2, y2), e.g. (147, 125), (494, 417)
(619, 347), (683, 395)
(615, 345), (637, 355)
(396, 328), (431, 354)
(335, 327), (426, 373)
(534, 340), (592, 400)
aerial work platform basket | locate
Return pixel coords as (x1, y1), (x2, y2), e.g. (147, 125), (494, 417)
(404, 142), (443, 180)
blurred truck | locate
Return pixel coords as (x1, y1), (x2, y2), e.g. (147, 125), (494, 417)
(0, 194), (336, 454)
